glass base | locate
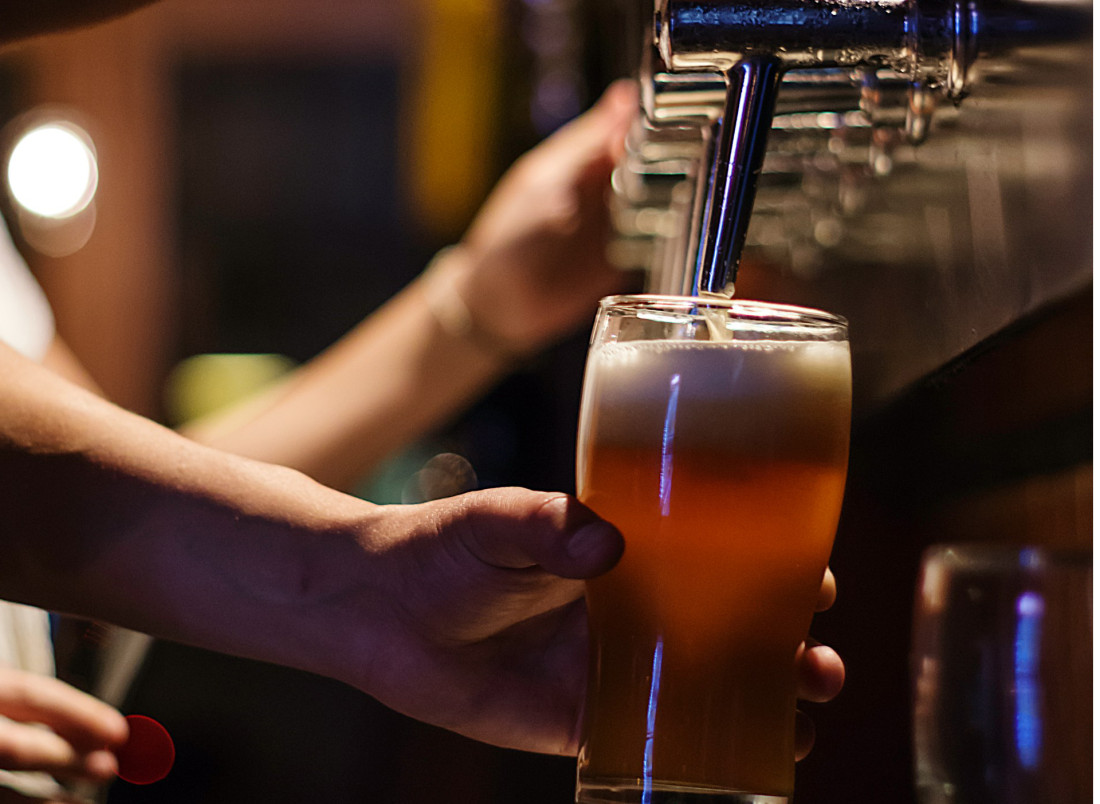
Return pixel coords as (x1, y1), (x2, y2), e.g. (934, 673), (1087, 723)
(576, 780), (789, 804)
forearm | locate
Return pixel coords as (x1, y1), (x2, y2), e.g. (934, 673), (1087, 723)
(0, 342), (377, 682)
(133, 82), (635, 492)
(181, 250), (518, 490)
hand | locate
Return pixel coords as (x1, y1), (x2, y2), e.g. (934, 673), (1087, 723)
(0, 667), (127, 785)
(442, 80), (640, 355)
(346, 488), (624, 755)
(795, 568), (846, 760)
(339, 488), (844, 758)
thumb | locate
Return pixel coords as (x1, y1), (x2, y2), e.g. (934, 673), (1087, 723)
(436, 488), (623, 580)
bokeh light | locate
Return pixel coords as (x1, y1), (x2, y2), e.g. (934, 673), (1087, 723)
(7, 121), (98, 219)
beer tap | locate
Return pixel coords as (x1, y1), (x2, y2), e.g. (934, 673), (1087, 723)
(636, 58), (907, 294)
(653, 0), (1090, 297)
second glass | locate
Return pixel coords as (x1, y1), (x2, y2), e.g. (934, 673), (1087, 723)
(575, 295), (852, 804)
(911, 544), (1093, 804)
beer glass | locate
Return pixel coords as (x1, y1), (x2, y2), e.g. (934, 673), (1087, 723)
(575, 295), (851, 804)
(912, 544), (1092, 804)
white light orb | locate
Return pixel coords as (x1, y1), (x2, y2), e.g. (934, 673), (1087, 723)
(7, 122), (98, 219)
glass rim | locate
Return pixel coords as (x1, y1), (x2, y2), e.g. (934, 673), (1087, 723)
(921, 543), (1092, 573)
(597, 294), (848, 330)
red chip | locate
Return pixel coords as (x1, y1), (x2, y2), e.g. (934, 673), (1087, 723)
(116, 715), (175, 785)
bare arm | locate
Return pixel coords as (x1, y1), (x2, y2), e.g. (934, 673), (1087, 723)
(0, 340), (626, 754)
(0, 666), (127, 786)
(6, 78), (843, 760)
(179, 81), (639, 490)
(41, 338), (103, 396)
(175, 257), (520, 491)
(2, 340), (376, 665)
(3, 342), (845, 759)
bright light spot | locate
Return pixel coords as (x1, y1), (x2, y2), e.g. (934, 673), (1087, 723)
(7, 122), (98, 218)
(1013, 590), (1044, 769)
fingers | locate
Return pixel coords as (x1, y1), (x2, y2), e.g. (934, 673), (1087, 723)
(816, 567), (837, 612)
(538, 79), (637, 170)
(795, 639), (846, 704)
(803, 568), (844, 704)
(794, 709), (816, 761)
(435, 488), (624, 580)
(0, 720), (118, 783)
(0, 671), (127, 751)
(594, 79), (640, 119)
(794, 637), (844, 762)
(591, 79), (639, 162)
(0, 669), (126, 784)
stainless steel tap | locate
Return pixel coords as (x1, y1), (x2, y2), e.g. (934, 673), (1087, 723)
(646, 0), (1090, 297)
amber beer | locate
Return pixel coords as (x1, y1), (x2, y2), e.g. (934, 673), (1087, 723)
(575, 296), (851, 804)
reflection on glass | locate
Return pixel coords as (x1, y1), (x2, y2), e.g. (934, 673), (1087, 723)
(912, 544), (1092, 804)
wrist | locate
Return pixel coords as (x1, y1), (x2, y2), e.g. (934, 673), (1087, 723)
(420, 246), (534, 364)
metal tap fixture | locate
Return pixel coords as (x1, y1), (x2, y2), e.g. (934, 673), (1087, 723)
(650, 0), (1089, 296)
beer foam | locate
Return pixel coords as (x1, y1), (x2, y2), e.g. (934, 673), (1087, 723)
(588, 338), (850, 400)
(579, 338), (851, 456)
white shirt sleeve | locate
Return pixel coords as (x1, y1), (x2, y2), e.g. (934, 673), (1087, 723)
(0, 214), (55, 361)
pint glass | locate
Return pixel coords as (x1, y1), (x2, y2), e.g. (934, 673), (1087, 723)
(575, 295), (851, 804)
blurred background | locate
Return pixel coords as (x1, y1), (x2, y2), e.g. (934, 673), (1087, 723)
(0, 0), (1089, 801)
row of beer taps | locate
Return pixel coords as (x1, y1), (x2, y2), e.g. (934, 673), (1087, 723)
(611, 0), (1089, 297)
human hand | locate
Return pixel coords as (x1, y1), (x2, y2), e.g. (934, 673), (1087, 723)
(433, 80), (640, 356)
(339, 488), (844, 758)
(795, 568), (846, 760)
(0, 667), (127, 787)
(345, 488), (623, 755)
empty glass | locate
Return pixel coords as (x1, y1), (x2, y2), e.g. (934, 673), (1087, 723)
(911, 544), (1092, 804)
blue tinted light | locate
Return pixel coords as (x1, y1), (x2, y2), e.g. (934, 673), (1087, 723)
(659, 374), (681, 517)
(1013, 591), (1044, 770)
